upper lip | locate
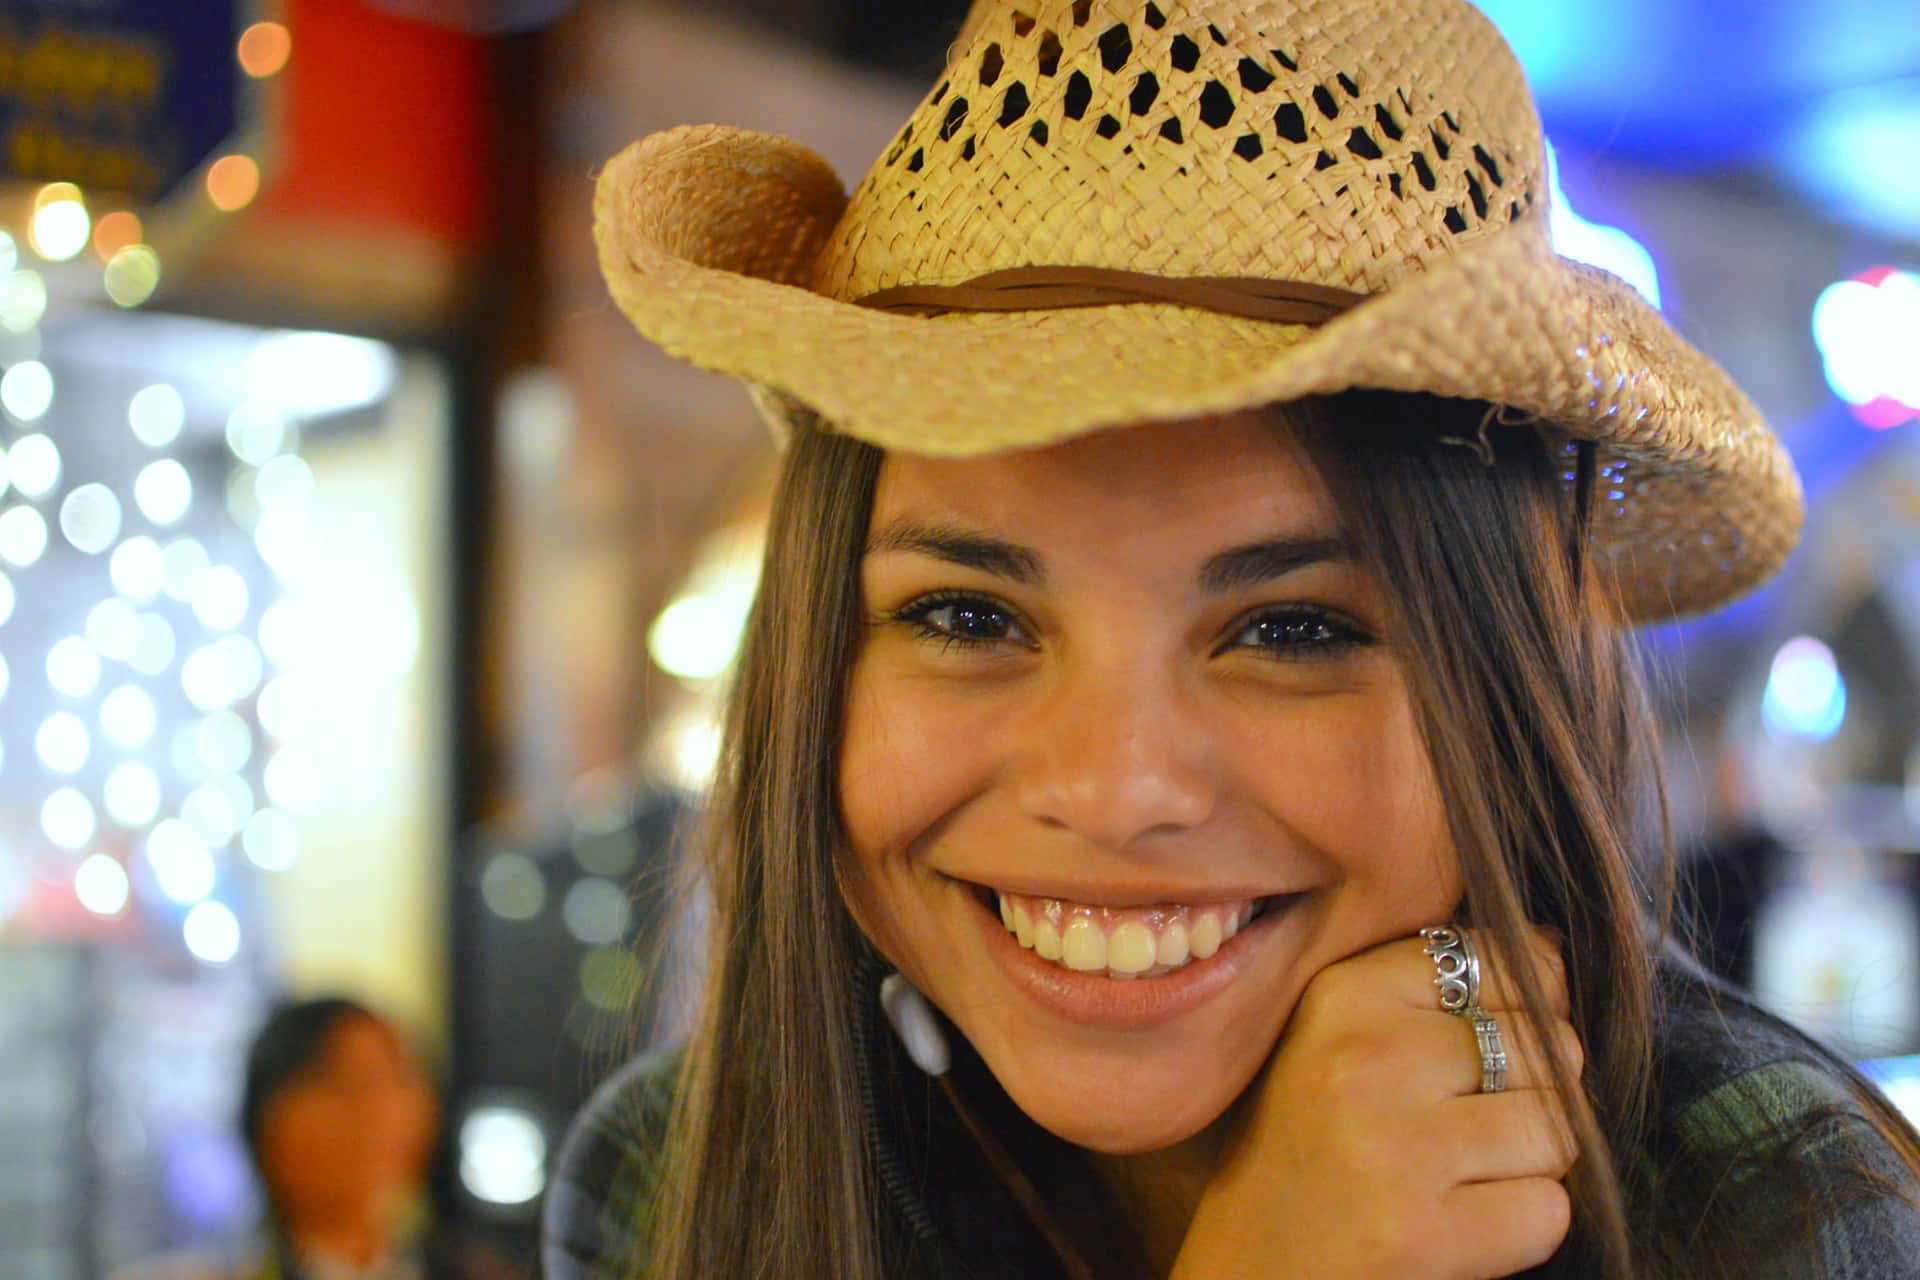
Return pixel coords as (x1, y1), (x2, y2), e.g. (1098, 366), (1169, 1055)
(956, 874), (1305, 909)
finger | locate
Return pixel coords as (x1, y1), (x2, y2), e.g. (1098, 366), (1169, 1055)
(1439, 1091), (1581, 1183)
(1435, 1007), (1583, 1097)
(1388, 927), (1568, 1017)
(1439, 1178), (1572, 1279)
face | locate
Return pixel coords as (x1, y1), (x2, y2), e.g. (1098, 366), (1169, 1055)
(837, 411), (1461, 1154)
(258, 1014), (438, 1231)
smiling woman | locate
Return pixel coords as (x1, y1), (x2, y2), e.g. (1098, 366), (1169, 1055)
(547, 0), (1920, 1277)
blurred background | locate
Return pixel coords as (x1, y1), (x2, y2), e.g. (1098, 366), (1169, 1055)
(0, 0), (1913, 1275)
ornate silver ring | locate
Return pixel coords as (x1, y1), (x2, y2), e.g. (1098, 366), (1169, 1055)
(1418, 925), (1480, 1014)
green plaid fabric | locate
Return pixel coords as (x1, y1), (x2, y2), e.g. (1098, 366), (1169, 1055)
(543, 967), (1920, 1279)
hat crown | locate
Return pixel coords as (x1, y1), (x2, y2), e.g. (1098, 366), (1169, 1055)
(813, 0), (1549, 303)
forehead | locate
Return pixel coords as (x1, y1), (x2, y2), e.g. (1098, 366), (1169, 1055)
(868, 410), (1341, 546)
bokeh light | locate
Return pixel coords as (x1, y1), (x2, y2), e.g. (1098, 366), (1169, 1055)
(110, 535), (165, 599)
(0, 571), (14, 625)
(0, 269), (48, 333)
(104, 761), (163, 828)
(254, 454), (313, 512)
(237, 22), (292, 77)
(0, 505), (47, 568)
(480, 851), (545, 921)
(194, 710), (254, 776)
(161, 536), (209, 600)
(36, 711), (90, 773)
(128, 612), (176, 675)
(191, 566), (250, 631)
(459, 1106), (546, 1206)
(225, 403), (285, 466)
(46, 636), (100, 697)
(183, 901), (241, 964)
(241, 808), (298, 871)
(561, 877), (631, 946)
(579, 946), (643, 1011)
(101, 684), (158, 748)
(29, 185), (90, 261)
(104, 244), (162, 308)
(41, 787), (96, 850)
(86, 597), (139, 659)
(128, 384), (185, 447)
(59, 483), (124, 554)
(1812, 268), (1920, 427)
(74, 854), (130, 917)
(206, 155), (260, 213)
(1762, 636), (1848, 743)
(1, 360), (53, 421)
(9, 432), (60, 498)
(92, 210), (143, 260)
(133, 459), (193, 526)
(261, 746), (318, 811)
(146, 819), (214, 904)
(183, 781), (244, 846)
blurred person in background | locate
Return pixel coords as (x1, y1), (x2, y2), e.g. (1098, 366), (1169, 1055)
(239, 998), (506, 1280)
(550, 0), (1920, 1276)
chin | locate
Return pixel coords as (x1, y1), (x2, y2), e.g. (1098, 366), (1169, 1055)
(983, 1042), (1248, 1154)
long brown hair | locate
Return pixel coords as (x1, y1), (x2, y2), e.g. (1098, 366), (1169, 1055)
(640, 395), (1910, 1280)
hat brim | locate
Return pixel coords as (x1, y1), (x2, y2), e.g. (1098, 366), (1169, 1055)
(597, 125), (1800, 622)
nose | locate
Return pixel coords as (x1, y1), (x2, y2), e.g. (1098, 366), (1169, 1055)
(1009, 655), (1218, 849)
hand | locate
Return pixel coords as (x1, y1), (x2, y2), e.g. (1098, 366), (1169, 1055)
(1169, 929), (1581, 1280)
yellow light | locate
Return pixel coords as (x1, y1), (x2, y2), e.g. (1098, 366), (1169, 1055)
(104, 244), (161, 308)
(32, 182), (81, 212)
(237, 22), (292, 78)
(92, 210), (142, 260)
(29, 186), (90, 261)
(207, 155), (260, 212)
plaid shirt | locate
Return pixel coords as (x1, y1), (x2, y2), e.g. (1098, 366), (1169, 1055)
(542, 961), (1920, 1279)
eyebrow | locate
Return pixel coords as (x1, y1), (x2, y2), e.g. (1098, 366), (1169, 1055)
(1199, 535), (1358, 592)
(865, 518), (1045, 585)
(867, 518), (1354, 593)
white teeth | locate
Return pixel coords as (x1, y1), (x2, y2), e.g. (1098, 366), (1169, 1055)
(1062, 917), (1107, 971)
(995, 890), (1271, 978)
(1108, 922), (1157, 975)
(1156, 919), (1190, 968)
(1189, 912), (1222, 959)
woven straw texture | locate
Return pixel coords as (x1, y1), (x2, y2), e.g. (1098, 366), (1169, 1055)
(594, 0), (1802, 621)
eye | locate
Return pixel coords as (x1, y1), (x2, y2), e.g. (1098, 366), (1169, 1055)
(892, 591), (1032, 652)
(1225, 605), (1371, 659)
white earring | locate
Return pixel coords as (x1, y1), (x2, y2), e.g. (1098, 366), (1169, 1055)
(879, 972), (950, 1076)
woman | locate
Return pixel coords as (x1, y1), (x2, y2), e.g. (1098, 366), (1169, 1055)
(549, 0), (1920, 1275)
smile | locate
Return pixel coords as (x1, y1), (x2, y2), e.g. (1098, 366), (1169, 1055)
(994, 890), (1276, 980)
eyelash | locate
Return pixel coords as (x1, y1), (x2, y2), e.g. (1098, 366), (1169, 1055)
(1222, 605), (1372, 659)
(892, 591), (1030, 653)
(890, 592), (1373, 660)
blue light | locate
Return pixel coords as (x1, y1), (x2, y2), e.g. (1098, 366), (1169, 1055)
(1762, 636), (1847, 743)
(1547, 144), (1663, 310)
(1784, 82), (1920, 243)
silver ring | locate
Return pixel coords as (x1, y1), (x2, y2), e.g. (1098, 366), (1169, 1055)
(1466, 1004), (1508, 1093)
(1419, 925), (1480, 1014)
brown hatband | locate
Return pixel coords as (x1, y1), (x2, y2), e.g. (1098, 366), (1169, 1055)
(854, 265), (1368, 325)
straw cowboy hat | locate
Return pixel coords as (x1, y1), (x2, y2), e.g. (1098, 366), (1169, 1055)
(593, 0), (1801, 621)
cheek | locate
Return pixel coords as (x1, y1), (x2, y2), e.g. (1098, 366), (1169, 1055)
(1240, 684), (1458, 917)
(835, 660), (983, 949)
